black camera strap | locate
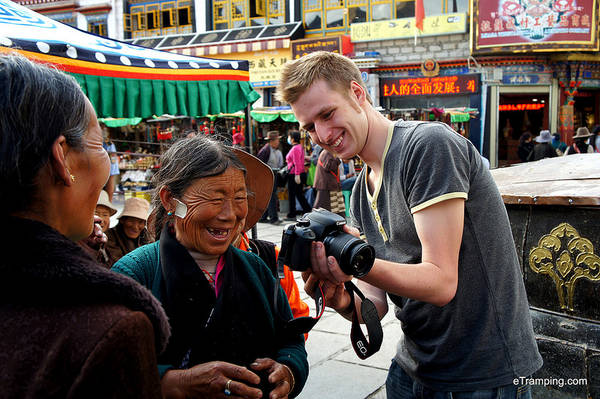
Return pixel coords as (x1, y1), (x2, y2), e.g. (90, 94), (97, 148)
(344, 281), (383, 360)
(280, 281), (325, 336)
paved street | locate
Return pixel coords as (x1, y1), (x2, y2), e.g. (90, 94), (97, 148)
(252, 219), (400, 399)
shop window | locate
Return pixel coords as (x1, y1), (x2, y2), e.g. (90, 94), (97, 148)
(395, 0), (414, 19)
(88, 21), (107, 36)
(303, 0), (431, 33)
(347, 0), (367, 23)
(45, 12), (77, 27)
(177, 3), (192, 26)
(123, 14), (131, 31)
(325, 0), (344, 28)
(146, 8), (159, 30)
(371, 0), (391, 21)
(130, 6), (146, 31)
(125, 0), (195, 38)
(440, 0), (467, 13)
(214, 0), (229, 29)
(231, 0), (247, 25)
(210, 0), (283, 29)
(87, 13), (108, 36)
(161, 3), (176, 28)
(305, 11), (322, 29)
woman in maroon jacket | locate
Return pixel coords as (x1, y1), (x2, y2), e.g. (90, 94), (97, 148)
(0, 54), (170, 398)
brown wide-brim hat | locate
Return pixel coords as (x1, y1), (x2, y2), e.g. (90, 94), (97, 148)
(233, 148), (274, 232)
(573, 127), (592, 139)
(118, 197), (151, 221)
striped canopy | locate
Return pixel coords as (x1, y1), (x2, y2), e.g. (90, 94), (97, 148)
(0, 0), (260, 118)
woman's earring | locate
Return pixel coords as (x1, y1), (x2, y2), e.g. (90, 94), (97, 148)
(167, 210), (173, 216)
(70, 174), (76, 182)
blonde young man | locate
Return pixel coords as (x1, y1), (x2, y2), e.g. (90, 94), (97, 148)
(278, 51), (542, 399)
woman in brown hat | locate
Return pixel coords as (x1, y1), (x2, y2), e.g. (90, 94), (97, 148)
(0, 54), (169, 398)
(564, 127), (594, 155)
(78, 190), (119, 267)
(105, 197), (153, 266)
(112, 135), (308, 399)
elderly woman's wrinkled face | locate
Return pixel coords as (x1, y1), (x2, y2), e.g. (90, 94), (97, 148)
(68, 99), (110, 240)
(95, 205), (112, 233)
(120, 216), (146, 239)
(175, 167), (248, 255)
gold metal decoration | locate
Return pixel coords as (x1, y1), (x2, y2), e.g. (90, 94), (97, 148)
(529, 223), (600, 311)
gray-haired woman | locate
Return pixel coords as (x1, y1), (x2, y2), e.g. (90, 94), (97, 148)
(0, 53), (169, 398)
(112, 134), (308, 399)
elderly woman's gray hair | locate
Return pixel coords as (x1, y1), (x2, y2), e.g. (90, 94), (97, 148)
(0, 53), (89, 214)
(150, 134), (247, 239)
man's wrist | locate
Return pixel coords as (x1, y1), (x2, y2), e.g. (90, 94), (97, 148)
(337, 293), (355, 316)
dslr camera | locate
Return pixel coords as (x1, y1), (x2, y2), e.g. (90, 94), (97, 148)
(279, 209), (375, 277)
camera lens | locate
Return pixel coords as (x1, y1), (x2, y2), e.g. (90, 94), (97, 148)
(323, 232), (375, 277)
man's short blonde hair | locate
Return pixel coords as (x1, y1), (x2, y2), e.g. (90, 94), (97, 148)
(277, 51), (372, 105)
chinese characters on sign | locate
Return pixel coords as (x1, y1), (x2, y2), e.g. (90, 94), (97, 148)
(291, 38), (341, 59)
(473, 0), (599, 52)
(217, 49), (291, 87)
(499, 103), (545, 111)
(380, 75), (480, 97)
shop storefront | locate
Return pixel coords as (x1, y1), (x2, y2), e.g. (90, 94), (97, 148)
(471, 0), (599, 167)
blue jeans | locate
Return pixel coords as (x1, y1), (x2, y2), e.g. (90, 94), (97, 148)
(386, 360), (532, 399)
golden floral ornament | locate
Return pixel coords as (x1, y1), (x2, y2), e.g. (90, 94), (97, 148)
(529, 223), (600, 311)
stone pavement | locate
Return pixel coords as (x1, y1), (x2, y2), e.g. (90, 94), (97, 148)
(252, 219), (401, 399)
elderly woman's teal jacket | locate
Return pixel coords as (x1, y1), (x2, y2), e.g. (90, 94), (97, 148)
(112, 233), (308, 397)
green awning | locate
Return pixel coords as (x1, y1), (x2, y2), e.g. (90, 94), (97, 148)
(250, 109), (298, 123)
(74, 74), (260, 119)
(98, 117), (143, 127)
(205, 111), (246, 121)
(450, 113), (471, 123)
(0, 1), (260, 119)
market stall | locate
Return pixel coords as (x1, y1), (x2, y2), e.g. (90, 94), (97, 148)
(0, 0), (260, 119)
(0, 0), (262, 199)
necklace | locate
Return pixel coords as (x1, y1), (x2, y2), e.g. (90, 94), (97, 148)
(200, 268), (216, 288)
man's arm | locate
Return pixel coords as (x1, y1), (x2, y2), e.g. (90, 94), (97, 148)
(309, 197), (464, 308)
(362, 197), (463, 306)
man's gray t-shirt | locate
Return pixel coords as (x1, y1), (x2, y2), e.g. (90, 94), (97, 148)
(350, 121), (542, 391)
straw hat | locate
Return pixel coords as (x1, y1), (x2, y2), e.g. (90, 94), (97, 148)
(118, 197), (150, 221)
(265, 131), (282, 141)
(96, 190), (117, 216)
(573, 127), (592, 139)
(535, 130), (552, 143)
(232, 148), (274, 231)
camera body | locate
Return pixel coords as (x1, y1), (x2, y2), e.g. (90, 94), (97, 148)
(279, 209), (375, 277)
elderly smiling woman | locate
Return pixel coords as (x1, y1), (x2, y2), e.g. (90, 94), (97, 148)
(112, 135), (308, 399)
(0, 54), (169, 398)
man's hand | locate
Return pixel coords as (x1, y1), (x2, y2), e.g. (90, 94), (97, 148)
(302, 270), (352, 313)
(308, 241), (352, 285)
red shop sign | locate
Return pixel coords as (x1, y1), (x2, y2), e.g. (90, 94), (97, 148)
(380, 74), (480, 97)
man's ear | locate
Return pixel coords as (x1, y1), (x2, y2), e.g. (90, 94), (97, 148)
(159, 186), (174, 211)
(49, 135), (72, 186)
(349, 81), (366, 110)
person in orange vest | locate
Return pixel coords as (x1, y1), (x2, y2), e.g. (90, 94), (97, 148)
(234, 230), (309, 338)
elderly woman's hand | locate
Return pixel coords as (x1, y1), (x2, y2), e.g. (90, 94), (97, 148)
(250, 358), (295, 399)
(161, 361), (262, 399)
